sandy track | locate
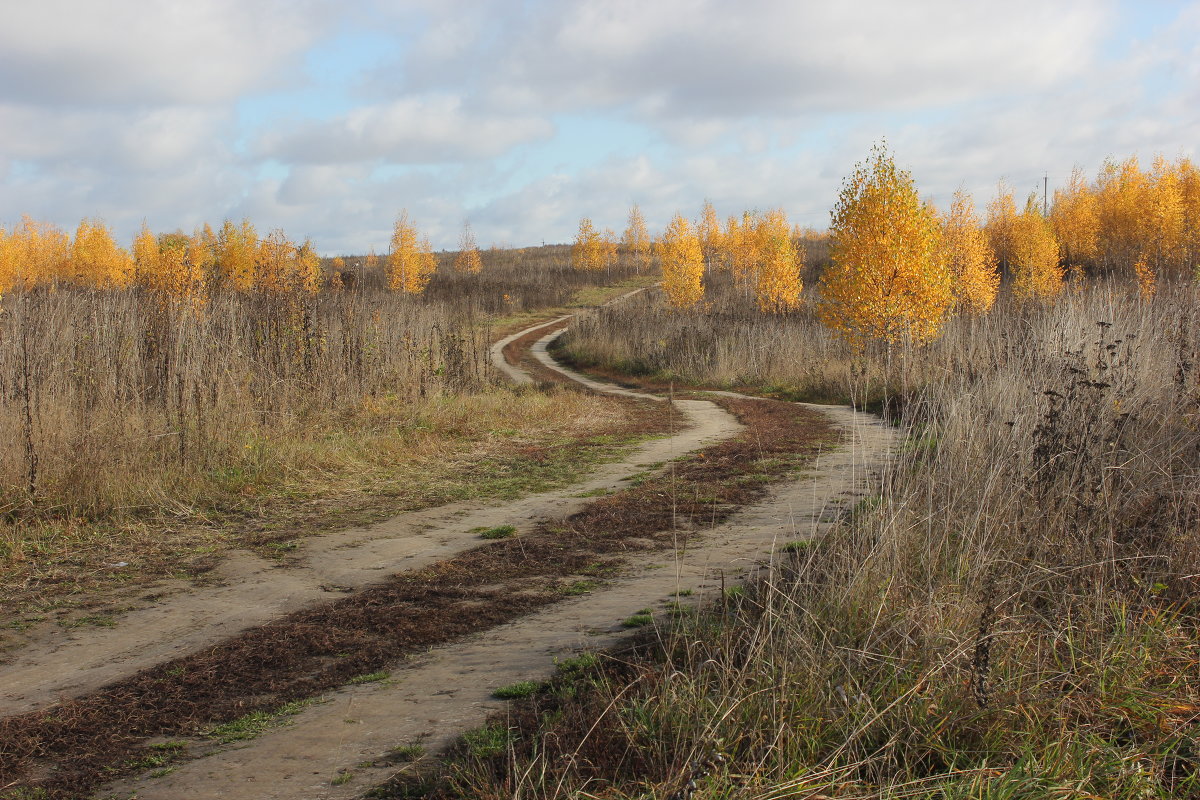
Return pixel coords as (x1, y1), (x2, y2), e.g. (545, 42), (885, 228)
(0, 332), (737, 718)
(98, 316), (896, 800)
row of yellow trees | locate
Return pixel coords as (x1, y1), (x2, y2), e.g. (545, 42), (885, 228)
(822, 148), (1198, 346)
(573, 203), (806, 312)
(590, 148), (1190, 347)
(0, 212), (484, 300)
(0, 216), (324, 300)
(1042, 155), (1200, 277)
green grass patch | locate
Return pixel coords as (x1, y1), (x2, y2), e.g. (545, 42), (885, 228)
(473, 524), (517, 540)
(492, 680), (546, 700)
(204, 698), (318, 743)
(461, 724), (513, 759)
(555, 653), (601, 675)
(390, 743), (425, 761)
(348, 670), (391, 685)
(622, 609), (654, 628)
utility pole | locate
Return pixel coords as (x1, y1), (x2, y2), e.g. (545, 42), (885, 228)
(1043, 173), (1048, 217)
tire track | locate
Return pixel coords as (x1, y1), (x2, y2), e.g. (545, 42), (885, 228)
(96, 313), (896, 800)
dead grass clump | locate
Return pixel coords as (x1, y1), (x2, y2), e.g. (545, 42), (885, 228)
(422, 280), (1200, 798)
(0, 397), (830, 799)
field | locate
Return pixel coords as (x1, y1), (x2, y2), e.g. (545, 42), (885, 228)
(452, 276), (1200, 799)
(2, 152), (1199, 800)
(0, 248), (658, 621)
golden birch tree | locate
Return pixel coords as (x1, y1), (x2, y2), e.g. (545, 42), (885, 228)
(753, 209), (802, 312)
(21, 217), (70, 287)
(132, 223), (160, 288)
(1009, 196), (1063, 303)
(598, 227), (619, 270)
(817, 144), (952, 346)
(942, 190), (998, 315)
(571, 217), (603, 271)
(256, 229), (295, 293)
(453, 221), (483, 274)
(292, 238), (322, 294)
(217, 219), (258, 291)
(388, 211), (436, 293)
(184, 228), (215, 302)
(621, 204), (651, 271)
(985, 181), (1018, 272)
(1096, 156), (1146, 272)
(1050, 167), (1099, 271)
(71, 219), (134, 288)
(1143, 155), (1184, 276)
(658, 213), (705, 310)
(725, 211), (762, 285)
(697, 200), (723, 267)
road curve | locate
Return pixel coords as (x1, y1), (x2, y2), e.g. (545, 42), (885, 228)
(104, 307), (897, 800)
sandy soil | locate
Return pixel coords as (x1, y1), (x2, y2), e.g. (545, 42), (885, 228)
(1, 395), (736, 718)
(92, 316), (896, 800)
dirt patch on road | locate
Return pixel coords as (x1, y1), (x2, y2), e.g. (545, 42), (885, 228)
(0, 398), (833, 800)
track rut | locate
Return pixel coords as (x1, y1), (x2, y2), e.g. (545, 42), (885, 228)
(92, 314), (896, 800)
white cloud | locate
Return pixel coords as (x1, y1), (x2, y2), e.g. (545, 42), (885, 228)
(256, 94), (554, 164)
(392, 0), (1111, 123)
(0, 0), (1196, 256)
(0, 0), (333, 107)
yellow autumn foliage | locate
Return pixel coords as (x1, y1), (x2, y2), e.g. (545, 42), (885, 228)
(217, 219), (259, 291)
(753, 209), (802, 313)
(0, 217), (69, 292)
(658, 213), (705, 310)
(1009, 198), (1063, 303)
(985, 182), (1018, 272)
(621, 204), (651, 271)
(1050, 167), (1099, 269)
(1134, 253), (1156, 298)
(571, 217), (604, 271)
(817, 144), (952, 346)
(942, 190), (998, 315)
(720, 211), (762, 285)
(598, 227), (619, 270)
(388, 211), (437, 294)
(71, 219), (134, 289)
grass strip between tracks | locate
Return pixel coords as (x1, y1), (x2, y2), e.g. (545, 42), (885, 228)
(0, 395), (836, 800)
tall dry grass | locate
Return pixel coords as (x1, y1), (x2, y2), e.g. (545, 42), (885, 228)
(0, 244), (649, 520)
(331, 244), (647, 316)
(0, 289), (489, 519)
(435, 281), (1200, 798)
(0, 248), (657, 606)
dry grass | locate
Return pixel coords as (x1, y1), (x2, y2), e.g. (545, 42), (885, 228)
(0, 396), (830, 800)
(0, 247), (659, 620)
(412, 278), (1200, 799)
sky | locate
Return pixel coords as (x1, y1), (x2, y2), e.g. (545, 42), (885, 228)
(0, 0), (1197, 254)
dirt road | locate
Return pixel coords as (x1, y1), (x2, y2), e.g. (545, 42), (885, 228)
(0, 307), (895, 800)
(89, 316), (896, 800)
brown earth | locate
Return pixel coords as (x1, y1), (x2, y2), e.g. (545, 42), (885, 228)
(0, 300), (896, 800)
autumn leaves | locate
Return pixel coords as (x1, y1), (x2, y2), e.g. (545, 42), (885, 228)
(574, 202), (807, 314)
(587, 144), (1195, 350)
(0, 211), (482, 302)
(0, 217), (324, 302)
